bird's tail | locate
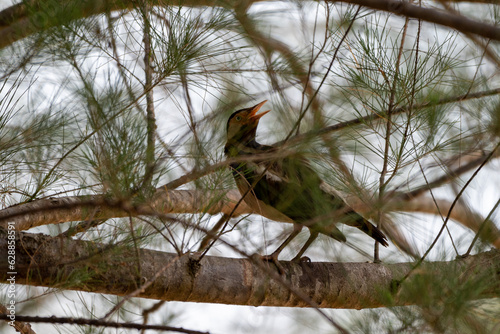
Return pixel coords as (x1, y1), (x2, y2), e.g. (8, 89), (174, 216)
(343, 211), (389, 247)
(326, 225), (347, 243)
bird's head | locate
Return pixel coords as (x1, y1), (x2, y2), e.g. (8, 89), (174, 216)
(226, 100), (270, 145)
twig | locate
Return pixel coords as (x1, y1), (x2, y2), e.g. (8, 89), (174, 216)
(376, 16), (409, 261)
(0, 314), (207, 334)
(400, 141), (500, 283)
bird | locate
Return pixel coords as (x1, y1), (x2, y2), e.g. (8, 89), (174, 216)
(224, 100), (388, 264)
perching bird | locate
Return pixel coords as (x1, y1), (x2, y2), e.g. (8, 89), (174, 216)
(225, 100), (388, 263)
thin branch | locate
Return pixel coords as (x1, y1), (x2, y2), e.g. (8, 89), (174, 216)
(465, 197), (500, 256)
(140, 1), (157, 193)
(277, 87), (500, 147)
(398, 148), (500, 200)
(141, 301), (166, 334)
(376, 17), (409, 261)
(0, 314), (208, 334)
(387, 197), (500, 248)
(0, 304), (36, 334)
(401, 141), (500, 282)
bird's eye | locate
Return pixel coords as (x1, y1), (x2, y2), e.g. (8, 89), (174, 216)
(235, 116), (242, 121)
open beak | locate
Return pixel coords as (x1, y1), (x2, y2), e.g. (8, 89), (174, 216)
(248, 100), (270, 121)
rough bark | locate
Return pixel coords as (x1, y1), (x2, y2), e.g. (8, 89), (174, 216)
(1, 187), (498, 253)
(1, 0), (500, 50)
(1, 228), (499, 309)
(0, 188), (251, 231)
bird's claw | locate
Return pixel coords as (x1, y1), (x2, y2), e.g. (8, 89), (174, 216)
(260, 254), (285, 275)
(291, 256), (312, 264)
(300, 256), (312, 263)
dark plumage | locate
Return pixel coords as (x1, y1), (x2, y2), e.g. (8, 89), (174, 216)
(225, 101), (388, 262)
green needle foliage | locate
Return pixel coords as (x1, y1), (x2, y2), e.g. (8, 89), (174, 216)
(0, 1), (500, 334)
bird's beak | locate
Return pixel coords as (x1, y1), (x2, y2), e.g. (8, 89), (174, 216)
(248, 100), (270, 121)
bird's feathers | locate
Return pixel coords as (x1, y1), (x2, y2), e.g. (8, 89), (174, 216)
(228, 145), (388, 246)
(225, 104), (388, 249)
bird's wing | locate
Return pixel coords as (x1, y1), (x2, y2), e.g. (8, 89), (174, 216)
(239, 151), (333, 221)
(230, 145), (389, 246)
(231, 165), (295, 223)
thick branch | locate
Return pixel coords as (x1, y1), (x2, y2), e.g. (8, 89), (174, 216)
(2, 0), (500, 50)
(1, 186), (498, 253)
(332, 0), (500, 41)
(0, 189), (251, 231)
(0, 0), (255, 49)
(1, 229), (499, 309)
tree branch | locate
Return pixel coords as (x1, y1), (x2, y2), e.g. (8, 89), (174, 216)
(1, 228), (499, 309)
(331, 0), (500, 41)
(2, 0), (500, 50)
(0, 0), (253, 48)
(0, 313), (208, 334)
(0, 304), (35, 334)
(1, 183), (498, 252)
(0, 188), (252, 231)
(390, 197), (500, 248)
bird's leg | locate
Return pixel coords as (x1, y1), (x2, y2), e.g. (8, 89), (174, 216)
(291, 230), (318, 263)
(261, 224), (303, 273)
(198, 214), (230, 252)
(262, 224), (303, 261)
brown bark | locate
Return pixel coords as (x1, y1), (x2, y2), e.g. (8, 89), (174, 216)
(0, 0), (258, 49)
(1, 0), (500, 50)
(0, 188), (251, 231)
(0, 305), (36, 334)
(1, 228), (499, 309)
(332, 0), (500, 41)
(392, 197), (500, 248)
(1, 187), (498, 254)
